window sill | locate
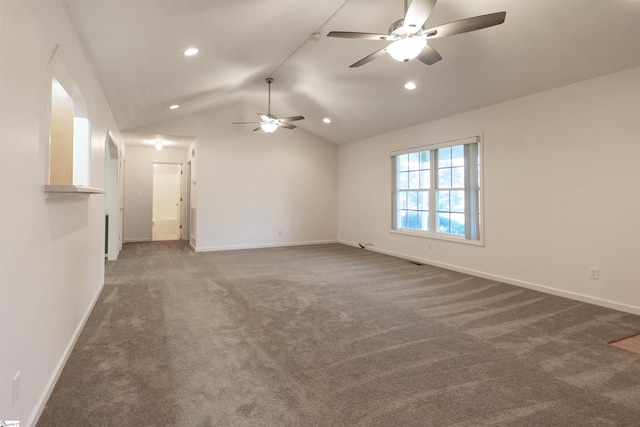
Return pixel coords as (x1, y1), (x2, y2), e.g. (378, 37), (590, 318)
(390, 229), (484, 247)
(45, 185), (106, 198)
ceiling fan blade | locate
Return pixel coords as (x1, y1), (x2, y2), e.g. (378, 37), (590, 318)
(327, 31), (389, 41)
(279, 123), (297, 130)
(424, 12), (506, 39)
(279, 116), (305, 122)
(417, 44), (442, 65)
(232, 121), (260, 125)
(404, 0), (437, 29)
(349, 46), (388, 68)
(253, 127), (261, 132)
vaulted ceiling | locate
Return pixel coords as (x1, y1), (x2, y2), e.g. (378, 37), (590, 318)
(63, 0), (640, 145)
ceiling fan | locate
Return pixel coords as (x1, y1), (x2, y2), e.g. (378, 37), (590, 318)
(232, 78), (305, 133)
(327, 0), (506, 68)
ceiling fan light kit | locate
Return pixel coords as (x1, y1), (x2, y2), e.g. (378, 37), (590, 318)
(386, 19), (426, 62)
(260, 121), (279, 134)
(387, 36), (426, 62)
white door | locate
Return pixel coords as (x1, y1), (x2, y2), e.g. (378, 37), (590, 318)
(152, 163), (182, 241)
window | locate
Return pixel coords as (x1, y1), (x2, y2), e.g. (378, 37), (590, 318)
(392, 136), (481, 242)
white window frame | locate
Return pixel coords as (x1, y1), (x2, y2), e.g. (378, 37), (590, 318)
(391, 135), (484, 246)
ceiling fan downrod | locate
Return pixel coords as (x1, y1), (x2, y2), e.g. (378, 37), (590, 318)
(266, 77), (273, 116)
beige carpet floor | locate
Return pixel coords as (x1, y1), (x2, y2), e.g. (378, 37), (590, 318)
(38, 241), (640, 426)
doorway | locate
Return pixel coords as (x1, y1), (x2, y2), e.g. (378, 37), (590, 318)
(104, 131), (121, 260)
(152, 163), (182, 241)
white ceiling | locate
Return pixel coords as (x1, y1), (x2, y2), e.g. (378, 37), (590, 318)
(63, 0), (640, 145)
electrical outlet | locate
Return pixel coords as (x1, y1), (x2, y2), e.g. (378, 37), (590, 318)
(12, 371), (21, 405)
(589, 267), (600, 280)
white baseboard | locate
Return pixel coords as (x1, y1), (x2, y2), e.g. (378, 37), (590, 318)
(28, 280), (105, 427)
(339, 239), (640, 316)
(195, 239), (338, 252)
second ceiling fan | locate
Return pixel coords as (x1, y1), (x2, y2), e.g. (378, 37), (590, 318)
(232, 78), (304, 134)
(327, 0), (506, 68)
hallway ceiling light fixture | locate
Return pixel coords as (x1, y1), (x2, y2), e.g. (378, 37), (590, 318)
(155, 141), (163, 150)
(183, 47), (199, 56)
(169, 104), (179, 110)
(404, 81), (417, 90)
(323, 117), (332, 124)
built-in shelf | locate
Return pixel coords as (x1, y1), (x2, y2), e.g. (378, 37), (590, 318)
(45, 185), (106, 198)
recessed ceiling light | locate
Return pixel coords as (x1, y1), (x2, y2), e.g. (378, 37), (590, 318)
(323, 118), (331, 124)
(404, 81), (417, 90)
(169, 104), (179, 110)
(183, 47), (199, 56)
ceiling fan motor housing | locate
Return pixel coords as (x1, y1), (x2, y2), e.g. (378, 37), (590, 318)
(389, 19), (423, 38)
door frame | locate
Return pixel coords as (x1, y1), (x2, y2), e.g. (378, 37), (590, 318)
(104, 131), (121, 260)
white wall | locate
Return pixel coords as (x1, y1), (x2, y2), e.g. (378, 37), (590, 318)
(0, 1), (124, 425)
(130, 103), (339, 251)
(339, 67), (640, 314)
(123, 146), (189, 242)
